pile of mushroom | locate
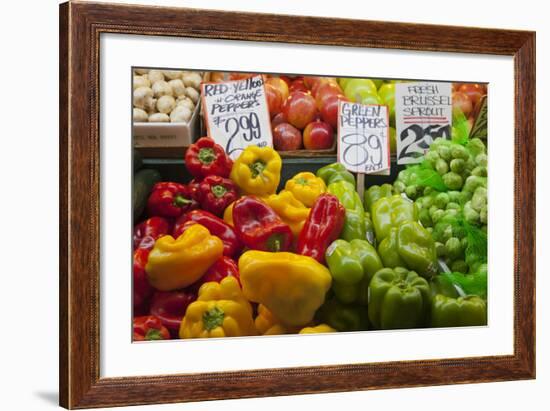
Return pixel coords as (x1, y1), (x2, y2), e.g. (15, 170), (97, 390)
(133, 69), (202, 123)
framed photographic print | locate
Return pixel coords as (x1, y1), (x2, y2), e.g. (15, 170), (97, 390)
(59, 1), (535, 409)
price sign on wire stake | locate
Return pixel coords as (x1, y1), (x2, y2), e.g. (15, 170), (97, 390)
(201, 75), (273, 160)
(395, 82), (452, 164)
(337, 101), (391, 175)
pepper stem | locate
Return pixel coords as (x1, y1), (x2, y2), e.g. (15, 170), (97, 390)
(267, 233), (284, 252)
(249, 161), (266, 178)
(203, 306), (225, 331)
(211, 184), (228, 198)
(144, 329), (163, 341)
(174, 195), (192, 208)
(198, 147), (216, 165)
(295, 177), (309, 186)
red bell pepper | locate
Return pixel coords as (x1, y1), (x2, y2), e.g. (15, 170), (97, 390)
(197, 175), (238, 216)
(185, 137), (233, 179)
(173, 210), (242, 257)
(147, 182), (199, 218)
(133, 216), (172, 250)
(149, 290), (196, 336)
(133, 248), (154, 311)
(133, 315), (171, 341)
(232, 196), (293, 252)
(297, 193), (345, 263)
(190, 256), (240, 293)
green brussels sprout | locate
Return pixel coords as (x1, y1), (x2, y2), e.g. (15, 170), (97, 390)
(471, 187), (487, 212)
(463, 201), (480, 224)
(419, 208), (432, 228)
(447, 191), (461, 203)
(475, 153), (488, 167)
(460, 237), (469, 249)
(421, 195), (434, 209)
(435, 158), (449, 175)
(467, 138), (486, 157)
(445, 237), (463, 260)
(446, 202), (461, 211)
(451, 144), (470, 160)
(434, 192), (450, 209)
(431, 209), (445, 224)
(451, 259), (469, 273)
(405, 185), (419, 199)
(450, 158), (465, 173)
(472, 166), (488, 177)
(463, 176), (487, 193)
(425, 150), (441, 166)
(443, 209), (459, 219)
(442, 172), (463, 190)
(437, 145), (452, 161)
(393, 180), (406, 193)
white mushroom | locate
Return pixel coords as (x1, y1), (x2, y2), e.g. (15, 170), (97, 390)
(152, 80), (173, 98)
(133, 108), (149, 122)
(134, 68), (149, 75)
(176, 96), (195, 111)
(148, 113), (170, 122)
(182, 72), (202, 90)
(133, 75), (151, 90)
(168, 79), (187, 97)
(156, 95), (176, 114)
(185, 86), (200, 103)
(163, 70), (183, 80)
(170, 106), (193, 123)
(148, 70), (165, 83)
(133, 86), (154, 109)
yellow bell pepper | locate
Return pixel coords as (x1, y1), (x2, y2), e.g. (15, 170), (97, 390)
(239, 251), (332, 327)
(299, 324), (337, 334)
(146, 224), (223, 291)
(285, 172), (327, 207)
(255, 304), (300, 335)
(229, 146), (282, 196)
(263, 190), (310, 237)
(223, 201), (235, 226)
(179, 277), (256, 338)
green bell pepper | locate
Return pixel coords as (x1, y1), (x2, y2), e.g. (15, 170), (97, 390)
(377, 226), (406, 268)
(364, 184), (394, 214)
(431, 294), (487, 327)
(368, 267), (431, 329)
(325, 239), (384, 304)
(371, 194), (418, 243)
(316, 163), (356, 186)
(327, 180), (367, 242)
(317, 297), (369, 332)
(378, 221), (438, 278)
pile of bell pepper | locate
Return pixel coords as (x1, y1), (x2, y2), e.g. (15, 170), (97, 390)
(133, 136), (487, 342)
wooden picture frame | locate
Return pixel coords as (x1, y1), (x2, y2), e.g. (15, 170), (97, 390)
(59, 1), (535, 408)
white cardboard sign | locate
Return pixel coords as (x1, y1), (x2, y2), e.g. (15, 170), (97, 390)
(337, 101), (390, 174)
(201, 75), (273, 159)
(395, 82), (452, 164)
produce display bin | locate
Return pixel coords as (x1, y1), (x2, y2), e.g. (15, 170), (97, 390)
(133, 98), (202, 150)
(141, 156), (403, 193)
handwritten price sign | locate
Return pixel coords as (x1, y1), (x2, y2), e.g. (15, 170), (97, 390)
(337, 101), (390, 174)
(201, 75), (273, 159)
(395, 82), (452, 164)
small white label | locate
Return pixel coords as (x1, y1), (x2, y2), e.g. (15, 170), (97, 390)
(395, 82), (452, 164)
(337, 101), (390, 175)
(201, 75), (273, 160)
